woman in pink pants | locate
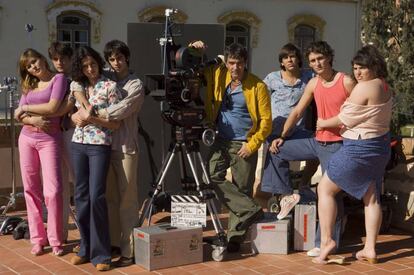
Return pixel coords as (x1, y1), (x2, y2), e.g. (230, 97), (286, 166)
(15, 49), (67, 256)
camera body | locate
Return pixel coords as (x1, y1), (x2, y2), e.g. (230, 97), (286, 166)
(160, 46), (216, 145)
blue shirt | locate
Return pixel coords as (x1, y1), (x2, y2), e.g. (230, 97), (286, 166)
(217, 84), (252, 140)
(263, 70), (313, 137)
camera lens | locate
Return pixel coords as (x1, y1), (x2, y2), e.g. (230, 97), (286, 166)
(181, 88), (191, 103)
(202, 128), (216, 146)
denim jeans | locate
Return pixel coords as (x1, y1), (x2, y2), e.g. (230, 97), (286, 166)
(262, 129), (342, 195)
(71, 142), (111, 265)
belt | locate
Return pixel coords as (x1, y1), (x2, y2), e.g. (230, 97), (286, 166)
(25, 125), (60, 134)
(317, 140), (343, 146)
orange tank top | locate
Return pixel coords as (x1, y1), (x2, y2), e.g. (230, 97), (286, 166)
(314, 72), (349, 142)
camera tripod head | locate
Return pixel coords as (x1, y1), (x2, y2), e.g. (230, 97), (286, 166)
(165, 8), (178, 17)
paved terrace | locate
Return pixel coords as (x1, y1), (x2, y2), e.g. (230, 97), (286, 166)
(0, 209), (413, 275)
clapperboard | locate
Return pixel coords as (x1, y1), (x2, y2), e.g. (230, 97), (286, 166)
(170, 195), (207, 227)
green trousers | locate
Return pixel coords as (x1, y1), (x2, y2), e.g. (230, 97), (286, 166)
(207, 138), (262, 242)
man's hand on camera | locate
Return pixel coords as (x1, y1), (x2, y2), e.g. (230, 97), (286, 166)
(238, 142), (252, 159)
(189, 40), (207, 51)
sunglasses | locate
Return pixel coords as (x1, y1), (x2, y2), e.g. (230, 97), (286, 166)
(224, 92), (233, 110)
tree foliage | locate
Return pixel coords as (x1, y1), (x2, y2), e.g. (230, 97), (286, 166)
(362, 0), (414, 131)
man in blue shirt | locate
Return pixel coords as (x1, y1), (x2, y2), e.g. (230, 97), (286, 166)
(191, 41), (272, 253)
(261, 43), (314, 219)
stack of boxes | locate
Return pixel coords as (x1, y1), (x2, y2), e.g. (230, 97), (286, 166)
(250, 204), (317, 254)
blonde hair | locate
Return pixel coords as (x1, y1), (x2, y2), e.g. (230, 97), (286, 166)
(18, 49), (51, 94)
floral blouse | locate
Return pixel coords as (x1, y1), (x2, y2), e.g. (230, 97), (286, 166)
(70, 77), (120, 145)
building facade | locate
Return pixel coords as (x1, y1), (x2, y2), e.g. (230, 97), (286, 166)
(0, 0), (362, 196)
(0, 0), (362, 80)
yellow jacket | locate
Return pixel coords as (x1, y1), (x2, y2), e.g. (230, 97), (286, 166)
(204, 65), (272, 153)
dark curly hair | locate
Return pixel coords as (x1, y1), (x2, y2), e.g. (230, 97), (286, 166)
(71, 46), (105, 84)
(305, 41), (335, 66)
(352, 45), (388, 79)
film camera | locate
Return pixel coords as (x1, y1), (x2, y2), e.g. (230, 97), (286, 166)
(148, 46), (220, 145)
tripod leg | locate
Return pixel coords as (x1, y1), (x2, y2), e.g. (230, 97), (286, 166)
(196, 151), (225, 235)
(184, 148), (227, 261)
(196, 151), (213, 186)
(137, 196), (156, 227)
(137, 144), (178, 227)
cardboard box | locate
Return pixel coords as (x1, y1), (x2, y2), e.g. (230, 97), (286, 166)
(134, 223), (203, 270)
(250, 213), (291, 254)
(402, 137), (414, 156)
(294, 204), (316, 251)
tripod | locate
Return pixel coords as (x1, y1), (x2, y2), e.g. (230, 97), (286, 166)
(0, 77), (22, 215)
(137, 127), (227, 261)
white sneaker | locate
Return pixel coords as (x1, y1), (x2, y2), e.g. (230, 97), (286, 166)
(306, 247), (321, 257)
(277, 193), (300, 220)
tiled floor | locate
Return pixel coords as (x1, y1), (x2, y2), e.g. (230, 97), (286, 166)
(0, 210), (413, 274)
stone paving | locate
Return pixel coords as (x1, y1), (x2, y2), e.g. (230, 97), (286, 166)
(0, 210), (413, 274)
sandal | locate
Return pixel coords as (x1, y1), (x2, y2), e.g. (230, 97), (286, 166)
(353, 251), (378, 264)
(312, 256), (345, 265)
(52, 246), (64, 256)
(31, 244), (44, 256)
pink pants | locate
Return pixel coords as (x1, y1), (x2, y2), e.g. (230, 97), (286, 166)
(18, 133), (63, 247)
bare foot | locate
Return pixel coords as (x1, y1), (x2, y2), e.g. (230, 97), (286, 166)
(313, 239), (336, 264)
(312, 257), (328, 264)
(354, 249), (377, 264)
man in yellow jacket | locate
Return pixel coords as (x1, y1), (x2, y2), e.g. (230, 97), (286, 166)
(191, 41), (272, 252)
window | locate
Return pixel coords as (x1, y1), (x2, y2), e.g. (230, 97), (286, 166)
(294, 24), (316, 68)
(57, 13), (90, 48)
(225, 22), (251, 70)
(226, 22), (250, 49)
(217, 10), (260, 49)
(287, 14), (325, 68)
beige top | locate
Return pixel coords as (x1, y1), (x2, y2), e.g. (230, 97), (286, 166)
(106, 72), (144, 154)
(339, 98), (393, 140)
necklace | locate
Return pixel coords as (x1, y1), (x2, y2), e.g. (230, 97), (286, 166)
(322, 70), (336, 83)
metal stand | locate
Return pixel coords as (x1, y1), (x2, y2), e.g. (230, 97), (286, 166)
(0, 77), (22, 215)
(157, 8), (180, 191)
(138, 130), (227, 261)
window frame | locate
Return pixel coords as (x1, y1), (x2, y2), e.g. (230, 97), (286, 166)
(294, 24), (317, 68)
(57, 12), (91, 48)
(225, 21), (251, 71)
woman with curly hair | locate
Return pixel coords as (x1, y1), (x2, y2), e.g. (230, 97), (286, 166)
(68, 46), (120, 272)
